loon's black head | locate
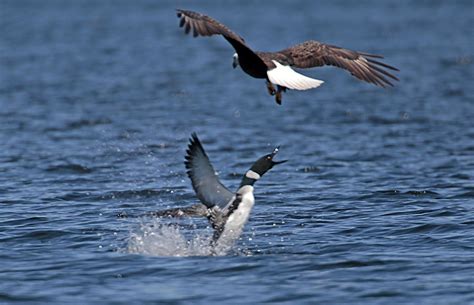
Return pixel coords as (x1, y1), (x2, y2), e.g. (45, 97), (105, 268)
(252, 147), (287, 174)
(240, 147), (287, 187)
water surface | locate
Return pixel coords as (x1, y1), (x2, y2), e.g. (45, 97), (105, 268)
(1, 0), (473, 304)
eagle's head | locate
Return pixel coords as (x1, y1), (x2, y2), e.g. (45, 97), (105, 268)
(232, 53), (239, 69)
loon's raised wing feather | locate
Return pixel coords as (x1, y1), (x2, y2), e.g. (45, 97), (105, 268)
(185, 133), (234, 209)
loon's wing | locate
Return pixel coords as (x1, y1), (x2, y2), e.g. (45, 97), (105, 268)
(146, 203), (209, 218)
(116, 203), (208, 219)
(185, 133), (234, 209)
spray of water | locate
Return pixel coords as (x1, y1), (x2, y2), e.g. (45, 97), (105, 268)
(127, 218), (215, 256)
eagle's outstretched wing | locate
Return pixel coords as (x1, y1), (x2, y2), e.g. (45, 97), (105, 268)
(176, 9), (246, 45)
(279, 40), (399, 87)
(184, 133), (234, 209)
(176, 9), (268, 73)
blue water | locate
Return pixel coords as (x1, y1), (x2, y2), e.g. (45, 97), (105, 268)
(1, 0), (473, 304)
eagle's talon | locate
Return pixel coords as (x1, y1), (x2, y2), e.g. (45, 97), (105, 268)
(266, 82), (276, 96)
(275, 92), (282, 105)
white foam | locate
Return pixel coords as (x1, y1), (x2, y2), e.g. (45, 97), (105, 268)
(127, 219), (213, 257)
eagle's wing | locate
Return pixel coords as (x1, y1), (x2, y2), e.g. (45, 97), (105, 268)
(176, 9), (268, 72)
(279, 40), (399, 88)
(185, 133), (234, 209)
(177, 9), (246, 45)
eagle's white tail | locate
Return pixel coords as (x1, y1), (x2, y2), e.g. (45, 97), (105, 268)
(267, 60), (324, 90)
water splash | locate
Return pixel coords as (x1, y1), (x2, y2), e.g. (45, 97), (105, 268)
(127, 219), (214, 256)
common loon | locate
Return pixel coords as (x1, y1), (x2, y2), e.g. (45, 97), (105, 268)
(154, 133), (286, 254)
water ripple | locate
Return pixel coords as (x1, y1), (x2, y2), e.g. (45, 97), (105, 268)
(1, 1), (473, 304)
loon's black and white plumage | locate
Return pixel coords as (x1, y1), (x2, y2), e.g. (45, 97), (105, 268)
(176, 9), (399, 105)
(155, 133), (286, 254)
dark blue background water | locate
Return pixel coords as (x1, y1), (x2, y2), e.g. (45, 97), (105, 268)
(1, 0), (473, 304)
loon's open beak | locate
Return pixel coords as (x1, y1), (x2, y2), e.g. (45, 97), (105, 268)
(271, 146), (288, 165)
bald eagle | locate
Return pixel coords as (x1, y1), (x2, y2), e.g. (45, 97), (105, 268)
(176, 9), (399, 105)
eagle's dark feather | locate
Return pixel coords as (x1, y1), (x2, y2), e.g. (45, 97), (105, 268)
(277, 40), (399, 87)
(177, 9), (247, 46)
(176, 9), (268, 79)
